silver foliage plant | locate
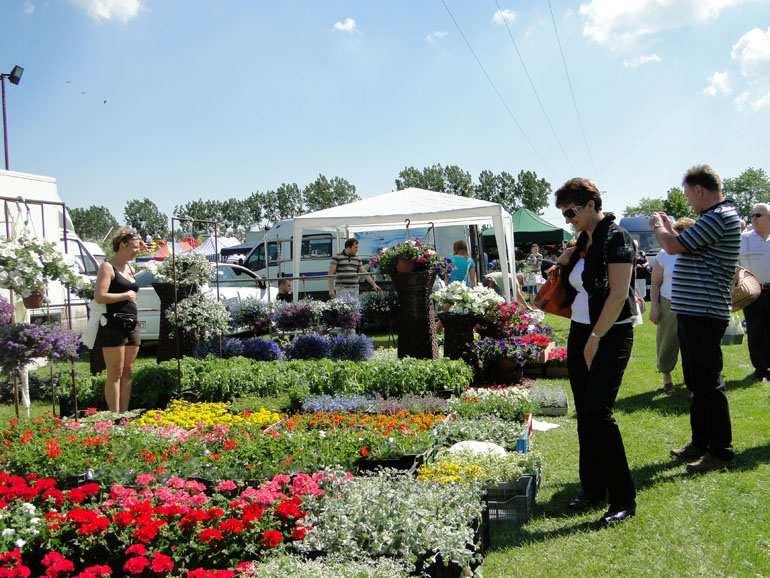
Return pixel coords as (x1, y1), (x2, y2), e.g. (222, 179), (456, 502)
(296, 470), (484, 574)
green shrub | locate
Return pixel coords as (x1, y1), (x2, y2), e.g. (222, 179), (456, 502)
(134, 357), (473, 402)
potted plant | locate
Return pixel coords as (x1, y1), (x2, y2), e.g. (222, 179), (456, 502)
(470, 337), (530, 385)
(0, 323), (81, 384)
(321, 296), (362, 332)
(359, 290), (399, 332)
(545, 346), (568, 378)
(236, 297), (271, 335)
(372, 241), (450, 360)
(0, 235), (85, 308)
(433, 283), (504, 360)
(165, 293), (231, 357)
(271, 300), (320, 332)
(151, 253), (213, 361)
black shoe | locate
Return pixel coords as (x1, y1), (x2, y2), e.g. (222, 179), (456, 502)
(670, 444), (705, 461)
(568, 493), (605, 511)
(598, 506), (635, 527)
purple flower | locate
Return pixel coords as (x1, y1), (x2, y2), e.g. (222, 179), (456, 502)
(285, 333), (330, 360)
(272, 301), (317, 331)
(0, 323), (80, 374)
(328, 333), (374, 361)
(0, 296), (12, 325)
(241, 337), (283, 361)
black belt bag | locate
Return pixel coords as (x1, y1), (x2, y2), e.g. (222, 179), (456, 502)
(106, 312), (138, 332)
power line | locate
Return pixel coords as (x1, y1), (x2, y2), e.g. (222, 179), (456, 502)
(546, 0), (597, 177)
(493, 0), (572, 168)
(439, 0), (541, 160)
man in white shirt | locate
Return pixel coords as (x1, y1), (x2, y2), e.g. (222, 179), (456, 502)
(740, 203), (770, 381)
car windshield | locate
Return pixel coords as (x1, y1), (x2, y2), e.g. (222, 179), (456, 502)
(629, 232), (660, 254)
(212, 266), (257, 288)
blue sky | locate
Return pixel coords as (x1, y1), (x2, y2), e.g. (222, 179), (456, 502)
(1, 0), (769, 227)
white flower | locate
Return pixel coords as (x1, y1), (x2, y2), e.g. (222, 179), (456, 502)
(318, 430), (327, 439)
(14, 538), (25, 549)
(29, 517), (40, 526)
(1, 528), (15, 537)
(20, 503), (36, 515)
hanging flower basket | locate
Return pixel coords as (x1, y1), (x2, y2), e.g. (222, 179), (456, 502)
(22, 292), (44, 309)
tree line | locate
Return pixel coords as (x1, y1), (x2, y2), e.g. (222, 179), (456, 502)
(70, 164), (553, 243)
(623, 167), (770, 219)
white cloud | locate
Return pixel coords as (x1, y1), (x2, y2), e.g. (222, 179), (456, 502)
(623, 53), (662, 68)
(23, 1), (35, 15)
(74, 0), (142, 22)
(333, 17), (358, 33)
(703, 71), (731, 95)
(425, 31), (448, 43)
(731, 27), (770, 77)
(492, 9), (516, 25)
(579, 0), (747, 50)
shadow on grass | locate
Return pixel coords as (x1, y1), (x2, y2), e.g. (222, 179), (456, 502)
(490, 458), (685, 550)
(615, 372), (762, 416)
(490, 441), (770, 550)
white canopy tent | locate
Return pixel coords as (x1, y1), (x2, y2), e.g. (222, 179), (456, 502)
(189, 236), (240, 260)
(291, 188), (516, 301)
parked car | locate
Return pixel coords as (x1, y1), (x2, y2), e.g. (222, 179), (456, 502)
(135, 262), (278, 342)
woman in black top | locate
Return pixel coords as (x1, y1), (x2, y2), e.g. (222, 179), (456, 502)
(555, 178), (638, 527)
(94, 227), (145, 412)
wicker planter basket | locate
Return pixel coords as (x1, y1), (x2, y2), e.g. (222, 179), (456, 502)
(153, 282), (199, 362)
(437, 312), (479, 360)
(390, 271), (438, 359)
(22, 292), (44, 309)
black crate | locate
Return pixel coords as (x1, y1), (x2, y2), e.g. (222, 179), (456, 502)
(483, 474), (536, 529)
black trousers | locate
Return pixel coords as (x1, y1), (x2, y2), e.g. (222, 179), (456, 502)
(568, 322), (636, 509)
(677, 315), (734, 460)
(744, 288), (770, 375)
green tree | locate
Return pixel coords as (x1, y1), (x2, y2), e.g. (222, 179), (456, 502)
(124, 198), (168, 240)
(623, 197), (665, 217)
(70, 205), (118, 241)
(514, 170), (551, 214)
(395, 164), (447, 192)
(262, 183), (304, 224)
(303, 174), (360, 212)
(662, 187), (695, 219)
(444, 165), (475, 197)
(723, 167), (770, 218)
(474, 170), (519, 214)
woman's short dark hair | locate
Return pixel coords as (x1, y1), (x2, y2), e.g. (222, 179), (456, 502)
(554, 178), (602, 211)
(682, 164), (722, 193)
(344, 238), (358, 249)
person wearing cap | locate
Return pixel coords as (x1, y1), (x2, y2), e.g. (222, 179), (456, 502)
(93, 227), (145, 413)
(740, 202), (770, 381)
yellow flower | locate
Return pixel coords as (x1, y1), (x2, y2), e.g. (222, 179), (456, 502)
(134, 400), (282, 429)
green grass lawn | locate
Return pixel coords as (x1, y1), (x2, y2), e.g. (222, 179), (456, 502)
(483, 314), (770, 577)
(4, 320), (769, 576)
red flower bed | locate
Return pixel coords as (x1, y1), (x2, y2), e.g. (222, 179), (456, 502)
(0, 470), (346, 575)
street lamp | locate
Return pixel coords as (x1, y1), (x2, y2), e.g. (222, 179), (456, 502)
(1, 65), (24, 170)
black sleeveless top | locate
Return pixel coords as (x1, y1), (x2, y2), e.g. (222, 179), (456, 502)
(106, 263), (139, 317)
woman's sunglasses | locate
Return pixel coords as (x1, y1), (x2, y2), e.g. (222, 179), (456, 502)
(561, 205), (585, 220)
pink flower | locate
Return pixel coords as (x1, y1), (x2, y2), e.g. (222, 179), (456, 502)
(215, 480), (237, 492)
(135, 474), (156, 487)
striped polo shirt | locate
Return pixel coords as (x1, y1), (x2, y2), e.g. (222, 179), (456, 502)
(671, 199), (741, 320)
(332, 251), (362, 287)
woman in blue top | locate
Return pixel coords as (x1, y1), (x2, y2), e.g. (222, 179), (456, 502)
(449, 240), (477, 286)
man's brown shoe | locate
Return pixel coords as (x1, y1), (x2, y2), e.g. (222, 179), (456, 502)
(686, 452), (733, 474)
(670, 444), (705, 461)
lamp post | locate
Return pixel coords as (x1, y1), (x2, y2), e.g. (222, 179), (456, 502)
(1, 65), (24, 170)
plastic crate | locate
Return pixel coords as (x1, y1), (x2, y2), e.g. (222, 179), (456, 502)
(483, 474), (536, 528)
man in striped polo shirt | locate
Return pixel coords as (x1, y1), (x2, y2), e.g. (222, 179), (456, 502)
(328, 238), (381, 299)
(651, 165), (741, 473)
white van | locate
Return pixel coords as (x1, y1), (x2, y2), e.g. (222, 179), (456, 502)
(240, 219), (469, 298)
(0, 170), (99, 334)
